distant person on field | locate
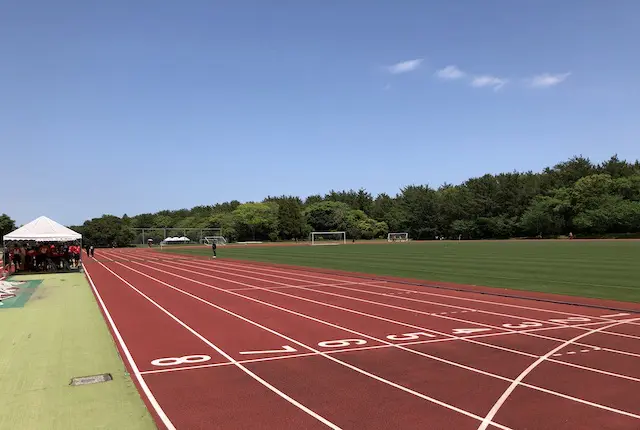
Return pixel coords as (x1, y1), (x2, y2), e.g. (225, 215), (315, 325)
(211, 241), (217, 259)
(569, 232), (573, 240)
(90, 245), (95, 257)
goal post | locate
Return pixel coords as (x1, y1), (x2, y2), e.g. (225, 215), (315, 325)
(387, 232), (409, 242)
(202, 236), (227, 246)
(310, 231), (347, 246)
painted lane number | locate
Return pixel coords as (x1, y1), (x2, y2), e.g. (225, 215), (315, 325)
(387, 332), (436, 341)
(151, 355), (211, 367)
(318, 339), (368, 348)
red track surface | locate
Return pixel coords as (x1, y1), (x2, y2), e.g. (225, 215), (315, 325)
(83, 248), (640, 430)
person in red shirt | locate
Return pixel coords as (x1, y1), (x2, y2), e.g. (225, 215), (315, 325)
(26, 247), (37, 271)
(36, 244), (48, 270)
(70, 244), (80, 268)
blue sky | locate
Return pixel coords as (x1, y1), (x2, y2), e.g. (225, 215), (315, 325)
(2, 1), (639, 226)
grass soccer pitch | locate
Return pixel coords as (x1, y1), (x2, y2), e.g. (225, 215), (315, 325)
(160, 240), (640, 304)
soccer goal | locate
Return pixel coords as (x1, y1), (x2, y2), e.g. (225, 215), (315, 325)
(387, 232), (409, 242)
(310, 231), (346, 246)
(202, 236), (227, 246)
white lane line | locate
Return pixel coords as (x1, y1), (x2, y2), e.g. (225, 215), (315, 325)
(226, 281), (387, 293)
(95, 260), (342, 430)
(108, 258), (513, 429)
(199, 260), (640, 341)
(239, 346), (297, 355)
(166, 258), (640, 355)
(138, 332), (640, 385)
(113, 256), (640, 419)
(602, 313), (631, 318)
(120, 252), (640, 372)
(83, 264), (177, 430)
(199, 259), (640, 344)
(208, 259), (638, 324)
(477, 316), (640, 430)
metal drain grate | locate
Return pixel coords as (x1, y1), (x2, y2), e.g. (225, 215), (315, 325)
(70, 373), (113, 386)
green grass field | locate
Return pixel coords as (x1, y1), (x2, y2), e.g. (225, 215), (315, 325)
(0, 273), (155, 430)
(163, 240), (640, 303)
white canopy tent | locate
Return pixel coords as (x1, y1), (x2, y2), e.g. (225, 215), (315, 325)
(2, 216), (83, 274)
(3, 216), (81, 242)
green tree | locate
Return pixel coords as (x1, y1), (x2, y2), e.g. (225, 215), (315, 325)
(519, 196), (566, 236)
(265, 196), (306, 239)
(0, 214), (16, 239)
(304, 201), (351, 232)
(345, 209), (388, 239)
(81, 215), (135, 247)
(371, 193), (404, 232)
(450, 219), (477, 239)
(304, 195), (324, 205)
(398, 185), (440, 239)
(232, 202), (279, 241)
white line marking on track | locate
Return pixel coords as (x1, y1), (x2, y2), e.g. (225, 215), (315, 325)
(83, 265), (177, 430)
(137, 329), (640, 384)
(239, 345), (297, 355)
(210, 259), (640, 325)
(122, 253), (640, 374)
(601, 313), (631, 318)
(477, 316), (640, 430)
(107, 258), (513, 429)
(110, 254), (640, 418)
(177, 258), (640, 351)
(187, 259), (640, 344)
(94, 259), (342, 430)
(226, 281), (387, 293)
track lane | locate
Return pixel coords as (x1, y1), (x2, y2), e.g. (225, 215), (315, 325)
(173, 258), (640, 359)
(112, 254), (640, 424)
(83, 260), (230, 372)
(199, 258), (640, 320)
(95, 260), (341, 430)
(147, 256), (640, 362)
(191, 258), (640, 340)
(106, 257), (508, 429)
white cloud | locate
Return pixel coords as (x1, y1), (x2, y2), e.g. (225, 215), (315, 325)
(387, 58), (423, 74)
(435, 65), (465, 80)
(470, 75), (507, 91)
(528, 72), (571, 88)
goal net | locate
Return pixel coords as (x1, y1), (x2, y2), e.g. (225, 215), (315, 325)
(310, 231), (347, 246)
(202, 236), (227, 246)
(387, 232), (409, 242)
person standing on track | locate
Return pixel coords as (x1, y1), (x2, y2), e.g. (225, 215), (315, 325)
(211, 241), (217, 259)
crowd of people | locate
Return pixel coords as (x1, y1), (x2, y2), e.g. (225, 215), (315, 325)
(2, 242), (86, 273)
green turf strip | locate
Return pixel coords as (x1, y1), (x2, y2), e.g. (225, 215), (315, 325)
(163, 240), (640, 303)
(0, 273), (155, 430)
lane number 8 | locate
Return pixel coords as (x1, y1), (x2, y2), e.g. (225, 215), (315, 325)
(151, 355), (211, 366)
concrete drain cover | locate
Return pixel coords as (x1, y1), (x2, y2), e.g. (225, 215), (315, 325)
(70, 373), (113, 386)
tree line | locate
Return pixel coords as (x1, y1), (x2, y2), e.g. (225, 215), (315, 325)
(3, 155), (640, 247)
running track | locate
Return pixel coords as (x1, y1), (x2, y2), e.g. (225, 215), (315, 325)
(83, 248), (640, 429)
